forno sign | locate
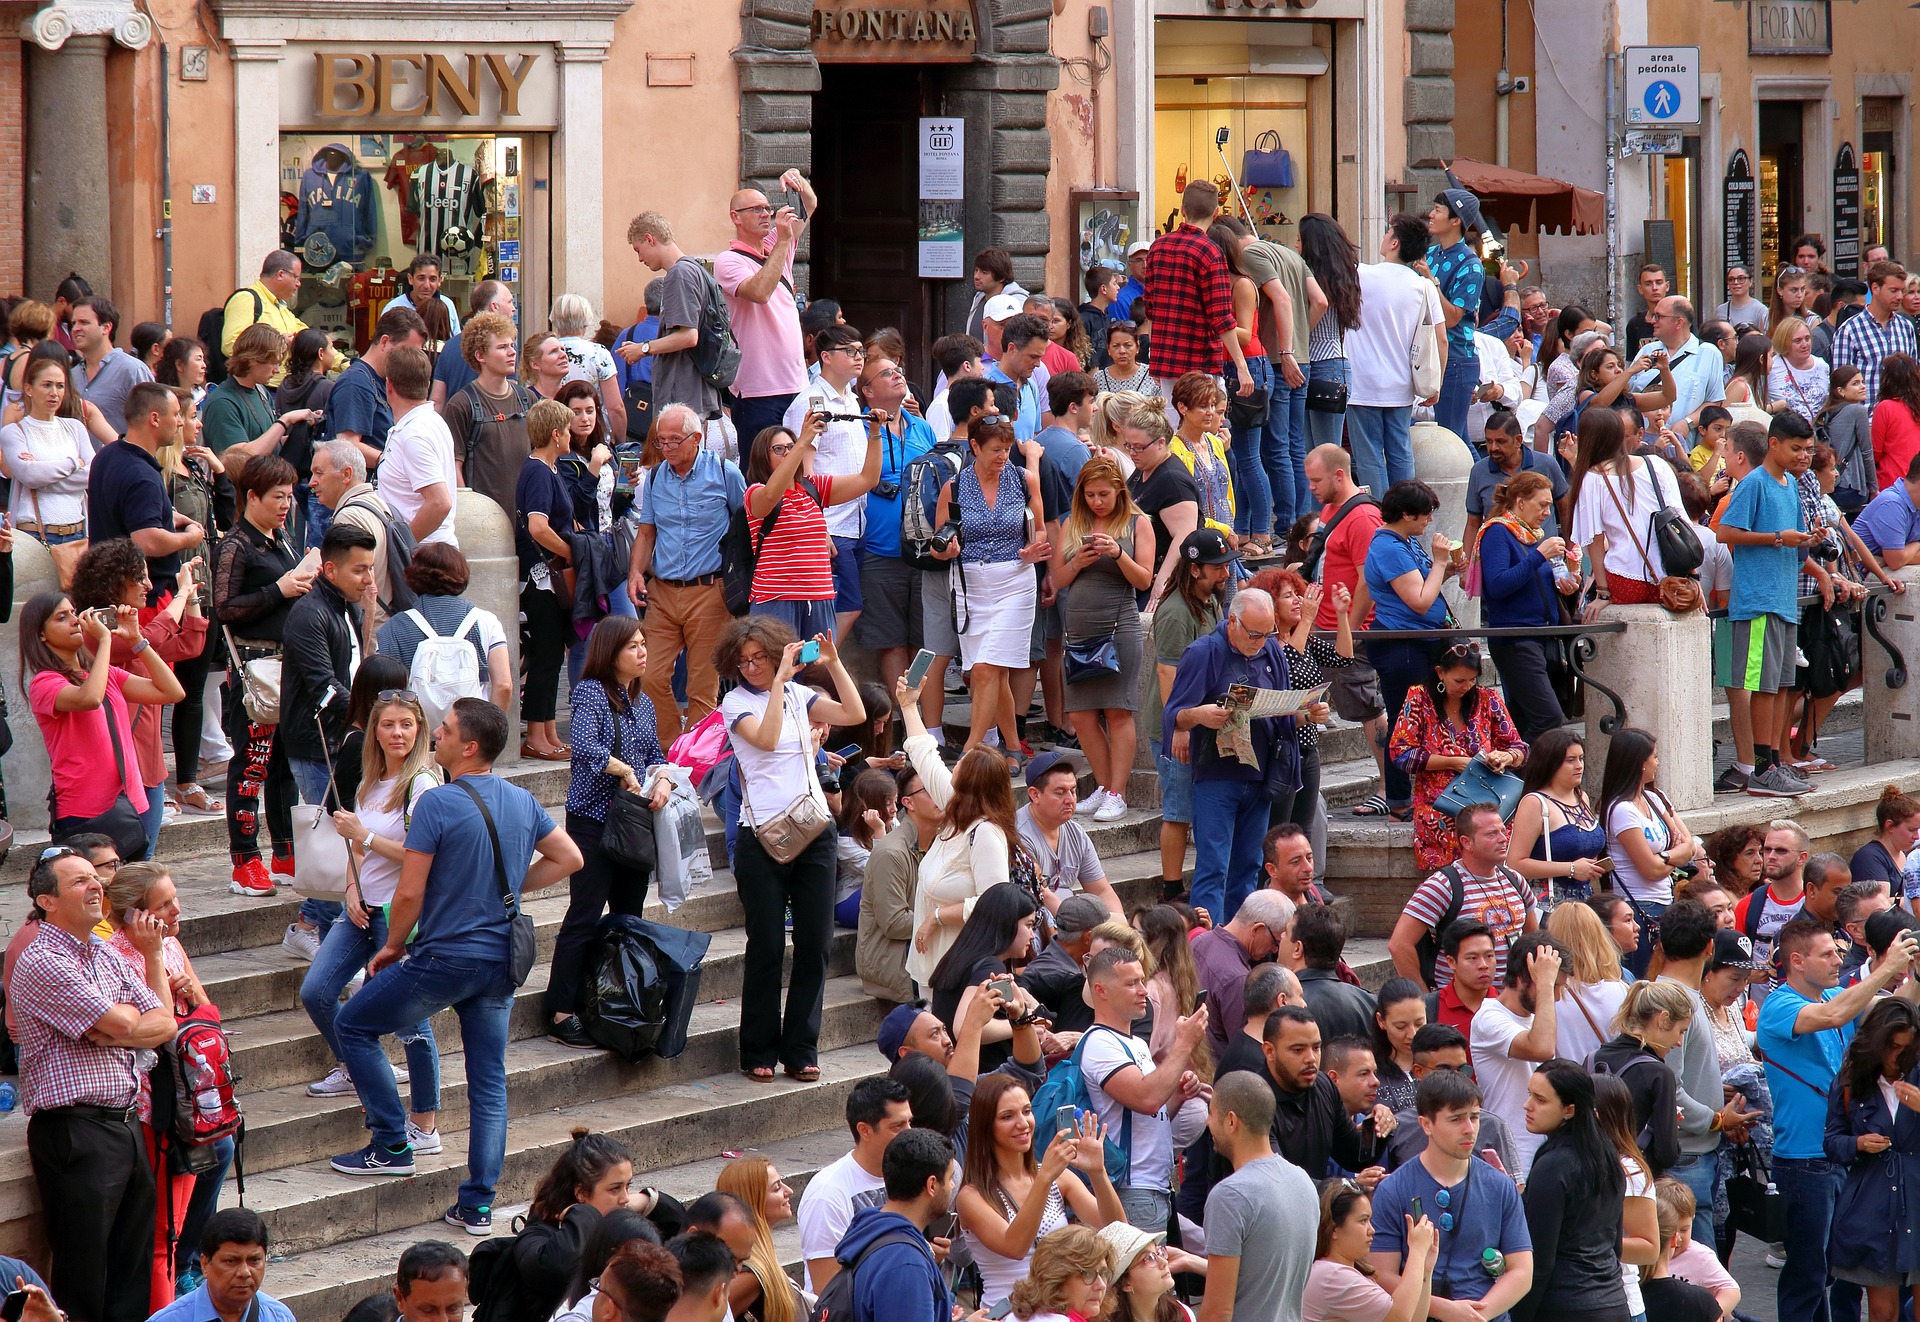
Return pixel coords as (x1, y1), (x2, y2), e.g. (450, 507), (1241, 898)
(813, 0), (980, 62)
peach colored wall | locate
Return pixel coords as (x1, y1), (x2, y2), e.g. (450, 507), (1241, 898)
(1046, 1), (1116, 298)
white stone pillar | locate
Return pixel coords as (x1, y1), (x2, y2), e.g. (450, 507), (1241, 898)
(1411, 420), (1475, 625)
(555, 41), (609, 309)
(3, 537), (60, 830)
(454, 489), (522, 766)
(1864, 566), (1920, 765)
(231, 39), (285, 286)
(1578, 603), (1714, 811)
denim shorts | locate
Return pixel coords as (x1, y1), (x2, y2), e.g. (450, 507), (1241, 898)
(1151, 738), (1194, 824)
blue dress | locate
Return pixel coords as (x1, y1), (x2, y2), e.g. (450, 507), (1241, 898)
(1827, 1068), (1920, 1280)
(1526, 790), (1608, 900)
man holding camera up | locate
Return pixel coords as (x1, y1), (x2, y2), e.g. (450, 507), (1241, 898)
(1629, 295), (1725, 441)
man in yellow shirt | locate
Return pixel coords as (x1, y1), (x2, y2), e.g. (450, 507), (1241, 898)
(221, 250), (307, 384)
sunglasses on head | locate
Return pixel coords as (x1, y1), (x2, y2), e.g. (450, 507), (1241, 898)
(377, 689), (421, 705)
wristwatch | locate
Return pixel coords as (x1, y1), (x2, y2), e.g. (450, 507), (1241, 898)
(130, 638), (152, 657)
(362, 830), (376, 850)
(640, 341), (653, 357)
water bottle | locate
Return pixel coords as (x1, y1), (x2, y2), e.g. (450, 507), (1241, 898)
(0, 1080), (17, 1114)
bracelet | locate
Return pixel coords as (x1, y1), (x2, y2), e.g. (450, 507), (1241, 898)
(130, 638), (151, 657)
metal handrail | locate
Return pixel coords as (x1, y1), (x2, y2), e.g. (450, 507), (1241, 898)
(1704, 584), (1908, 690)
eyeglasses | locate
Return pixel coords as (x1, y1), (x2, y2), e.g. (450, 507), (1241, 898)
(769, 442), (796, 456)
(900, 785), (928, 803)
(826, 345), (867, 358)
(739, 652), (773, 670)
(657, 430), (697, 445)
(588, 1280), (626, 1319)
(377, 689), (420, 705)
(732, 204), (775, 217)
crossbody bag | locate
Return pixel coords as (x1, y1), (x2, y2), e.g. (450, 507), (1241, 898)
(1602, 466), (1703, 613)
(737, 685), (832, 864)
(456, 778), (537, 986)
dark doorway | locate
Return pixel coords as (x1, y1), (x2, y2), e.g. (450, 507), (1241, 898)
(811, 64), (932, 387)
(1759, 100), (1805, 298)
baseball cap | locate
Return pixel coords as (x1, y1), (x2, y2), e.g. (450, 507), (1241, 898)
(877, 1003), (926, 1061)
(1055, 894), (1111, 937)
(1437, 187), (1486, 235)
(984, 292), (1027, 322)
(1866, 907), (1920, 958)
(1126, 240), (1152, 258)
(1098, 1222), (1167, 1285)
(1025, 749), (1076, 789)
(1180, 527), (1236, 566)
(1706, 929), (1762, 971)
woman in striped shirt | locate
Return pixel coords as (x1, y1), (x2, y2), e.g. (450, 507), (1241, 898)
(742, 410), (883, 642)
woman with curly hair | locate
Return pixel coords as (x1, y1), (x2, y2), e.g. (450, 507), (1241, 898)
(1010, 1224), (1114, 1322)
(1702, 822), (1765, 898)
(1047, 297), (1096, 372)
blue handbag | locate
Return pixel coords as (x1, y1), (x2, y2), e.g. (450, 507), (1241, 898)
(1243, 131), (1295, 190)
(1433, 755), (1525, 822)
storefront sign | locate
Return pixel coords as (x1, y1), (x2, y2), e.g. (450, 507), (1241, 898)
(813, 1), (979, 62)
(918, 117), (965, 278)
(1749, 0), (1830, 55)
(1834, 141), (1861, 277)
(1724, 149), (1756, 276)
(282, 45), (559, 130)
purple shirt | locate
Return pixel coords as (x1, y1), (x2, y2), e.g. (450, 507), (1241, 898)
(1191, 926), (1254, 1060)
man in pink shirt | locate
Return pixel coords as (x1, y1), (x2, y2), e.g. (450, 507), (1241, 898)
(715, 168), (818, 446)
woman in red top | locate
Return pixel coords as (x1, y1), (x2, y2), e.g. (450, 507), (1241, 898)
(743, 410), (884, 641)
(1872, 352), (1920, 490)
(1208, 217), (1277, 555)
(69, 539), (210, 856)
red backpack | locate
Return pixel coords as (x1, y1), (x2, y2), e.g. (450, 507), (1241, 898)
(157, 1004), (245, 1163)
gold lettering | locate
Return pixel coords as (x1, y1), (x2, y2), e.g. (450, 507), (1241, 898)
(484, 52), (537, 117)
(912, 11), (930, 38)
(815, 8), (837, 36)
(896, 9), (913, 38)
(426, 53), (480, 117)
(862, 8), (883, 38)
(935, 11), (953, 38)
(377, 53), (427, 116)
(956, 10), (975, 40)
(315, 52), (375, 116)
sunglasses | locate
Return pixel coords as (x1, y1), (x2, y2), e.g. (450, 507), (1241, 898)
(377, 689), (421, 705)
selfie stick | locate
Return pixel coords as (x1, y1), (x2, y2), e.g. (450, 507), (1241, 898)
(1213, 126), (1246, 218)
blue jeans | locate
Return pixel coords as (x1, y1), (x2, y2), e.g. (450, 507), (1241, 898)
(1189, 777), (1268, 924)
(1229, 355), (1275, 541)
(1306, 359), (1348, 449)
(300, 908), (441, 1113)
(1774, 1155), (1851, 1322)
(1665, 1149), (1718, 1252)
(336, 952), (511, 1209)
(1268, 367), (1310, 534)
(1345, 405), (1414, 497)
(1436, 351), (1479, 444)
(289, 757), (343, 937)
(139, 781), (165, 860)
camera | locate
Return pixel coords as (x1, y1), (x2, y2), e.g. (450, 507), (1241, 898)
(1809, 537), (1841, 563)
(875, 479), (901, 500)
(929, 519), (963, 555)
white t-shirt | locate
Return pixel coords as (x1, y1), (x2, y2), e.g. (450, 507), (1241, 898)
(1347, 262), (1446, 408)
(783, 378), (869, 539)
(1082, 1024), (1174, 1191)
(1697, 521), (1732, 604)
(354, 769), (442, 905)
(1469, 998), (1545, 1177)
(1555, 979), (1629, 1065)
(721, 681), (826, 829)
(1570, 456), (1686, 584)
(1621, 1159), (1651, 1316)
(1605, 796), (1675, 905)
(558, 336), (618, 388)
(796, 1151), (888, 1292)
(924, 390), (955, 443)
(378, 405), (460, 546)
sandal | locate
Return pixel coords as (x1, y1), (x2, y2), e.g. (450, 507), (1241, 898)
(1387, 805), (1415, 823)
(1795, 757), (1839, 774)
(176, 783), (223, 815)
(741, 1066), (776, 1084)
(785, 1064), (822, 1083)
(1351, 794), (1391, 818)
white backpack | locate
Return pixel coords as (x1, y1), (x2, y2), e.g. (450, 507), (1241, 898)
(405, 607), (486, 727)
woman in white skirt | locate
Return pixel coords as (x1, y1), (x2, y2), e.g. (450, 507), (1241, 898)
(931, 416), (1051, 767)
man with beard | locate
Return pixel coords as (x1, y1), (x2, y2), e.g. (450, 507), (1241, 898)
(1468, 932), (1567, 1180)
(830, 1128), (958, 1322)
(1732, 819), (1810, 1001)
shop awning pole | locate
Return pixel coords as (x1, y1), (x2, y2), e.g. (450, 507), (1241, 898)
(1604, 49), (1620, 325)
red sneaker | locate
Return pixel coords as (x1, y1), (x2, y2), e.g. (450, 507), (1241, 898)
(270, 854), (297, 878)
(229, 857), (275, 896)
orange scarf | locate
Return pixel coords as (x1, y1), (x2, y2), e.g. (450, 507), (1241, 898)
(1474, 514), (1542, 557)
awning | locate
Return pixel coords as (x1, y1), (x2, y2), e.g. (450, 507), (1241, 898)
(1446, 158), (1605, 237)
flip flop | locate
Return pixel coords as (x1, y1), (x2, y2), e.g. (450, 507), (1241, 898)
(1351, 794), (1391, 818)
(785, 1064), (822, 1083)
(741, 1066), (776, 1084)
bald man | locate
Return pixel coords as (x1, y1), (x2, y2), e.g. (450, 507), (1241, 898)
(715, 170), (820, 443)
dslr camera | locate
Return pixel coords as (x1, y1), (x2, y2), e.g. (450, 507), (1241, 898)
(929, 519), (963, 556)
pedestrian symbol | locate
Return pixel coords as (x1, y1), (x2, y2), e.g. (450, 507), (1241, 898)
(1644, 80), (1680, 119)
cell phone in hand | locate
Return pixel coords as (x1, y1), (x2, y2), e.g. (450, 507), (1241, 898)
(1058, 1105), (1079, 1137)
(797, 640), (821, 664)
(2, 1290), (27, 1322)
(988, 974), (1016, 1002)
(905, 648), (937, 686)
(930, 1211), (958, 1240)
(1194, 988), (1208, 1009)
(1410, 1196), (1424, 1222)
(833, 744), (863, 759)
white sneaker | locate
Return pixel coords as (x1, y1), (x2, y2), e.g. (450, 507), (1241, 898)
(1075, 787), (1105, 815)
(281, 923), (321, 961)
(406, 1120), (442, 1155)
(308, 1066), (356, 1097)
(342, 970), (366, 1000)
(1093, 791), (1128, 823)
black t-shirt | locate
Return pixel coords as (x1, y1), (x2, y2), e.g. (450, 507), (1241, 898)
(1625, 309), (1658, 358)
(1128, 459), (1202, 579)
(89, 439), (180, 598)
(933, 955), (1013, 1072)
(1851, 839), (1901, 888)
(514, 456), (575, 578)
(1640, 1276), (1721, 1322)
(1216, 1030), (1268, 1080)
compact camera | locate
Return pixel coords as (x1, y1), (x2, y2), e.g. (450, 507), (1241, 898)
(875, 480), (901, 500)
(929, 520), (963, 555)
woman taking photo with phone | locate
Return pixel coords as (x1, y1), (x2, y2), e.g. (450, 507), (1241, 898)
(959, 1076), (1125, 1310)
(1305, 1178), (1437, 1322)
(743, 410), (884, 642)
(927, 882), (1040, 1070)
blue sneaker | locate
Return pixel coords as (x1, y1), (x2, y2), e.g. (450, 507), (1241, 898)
(330, 1142), (415, 1176)
(445, 1202), (493, 1236)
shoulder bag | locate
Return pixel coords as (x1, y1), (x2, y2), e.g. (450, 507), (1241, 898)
(26, 420), (89, 589)
(600, 685), (659, 873)
(1410, 284), (1445, 401)
(289, 713), (353, 901)
(456, 777), (537, 986)
(738, 686), (832, 864)
(47, 684), (148, 859)
(1602, 465), (1703, 613)
(221, 624), (282, 724)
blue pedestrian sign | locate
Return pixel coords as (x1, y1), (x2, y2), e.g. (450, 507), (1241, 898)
(1623, 47), (1700, 128)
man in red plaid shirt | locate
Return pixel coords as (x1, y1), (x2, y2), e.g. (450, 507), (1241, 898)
(1139, 181), (1255, 401)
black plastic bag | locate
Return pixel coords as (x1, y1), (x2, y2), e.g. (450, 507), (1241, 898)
(579, 915), (712, 1062)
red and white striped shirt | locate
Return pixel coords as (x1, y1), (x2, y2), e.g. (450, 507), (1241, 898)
(12, 922), (161, 1116)
(747, 476), (838, 603)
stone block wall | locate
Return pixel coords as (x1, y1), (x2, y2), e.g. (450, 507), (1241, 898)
(1402, 0), (1455, 207)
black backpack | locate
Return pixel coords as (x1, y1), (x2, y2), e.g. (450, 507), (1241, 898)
(1301, 490), (1380, 583)
(338, 491), (419, 615)
(677, 258), (742, 394)
(722, 478), (821, 617)
(806, 1229), (926, 1322)
(1647, 464), (1705, 577)
(197, 288), (262, 386)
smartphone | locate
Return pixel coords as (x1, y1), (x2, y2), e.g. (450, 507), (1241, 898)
(988, 974), (1016, 1002)
(988, 1301), (1015, 1321)
(1194, 988), (1208, 1010)
(1410, 1196), (1424, 1222)
(904, 648), (937, 687)
(833, 743), (863, 759)
(797, 640), (821, 664)
(929, 1211), (958, 1240)
(1057, 1105), (1079, 1136)
(2, 1290), (27, 1322)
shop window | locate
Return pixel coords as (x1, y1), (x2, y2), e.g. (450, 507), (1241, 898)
(1864, 98), (1899, 263)
(280, 132), (542, 353)
(1661, 142), (1697, 304)
(1153, 75), (1309, 241)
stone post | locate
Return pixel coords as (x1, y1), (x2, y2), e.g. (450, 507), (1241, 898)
(2, 537), (60, 830)
(22, 2), (151, 299)
(1411, 419), (1474, 624)
(1864, 565), (1920, 764)
(453, 489), (522, 767)
(1578, 603), (1714, 811)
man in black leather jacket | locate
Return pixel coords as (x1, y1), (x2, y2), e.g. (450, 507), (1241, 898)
(281, 521), (376, 811)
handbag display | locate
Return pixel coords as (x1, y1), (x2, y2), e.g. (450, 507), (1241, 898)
(1241, 131), (1296, 189)
(290, 715), (353, 901)
(739, 687), (832, 865)
(221, 625), (283, 725)
(456, 778), (537, 987)
(601, 688), (659, 873)
(47, 688), (147, 860)
(1305, 375), (1348, 414)
(28, 487), (86, 590)
(1433, 754), (1526, 822)
(1063, 634), (1121, 684)
(1411, 290), (1445, 400)
(1602, 470), (1703, 613)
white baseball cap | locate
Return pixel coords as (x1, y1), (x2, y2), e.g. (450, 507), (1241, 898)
(1126, 240), (1152, 257)
(984, 292), (1028, 322)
